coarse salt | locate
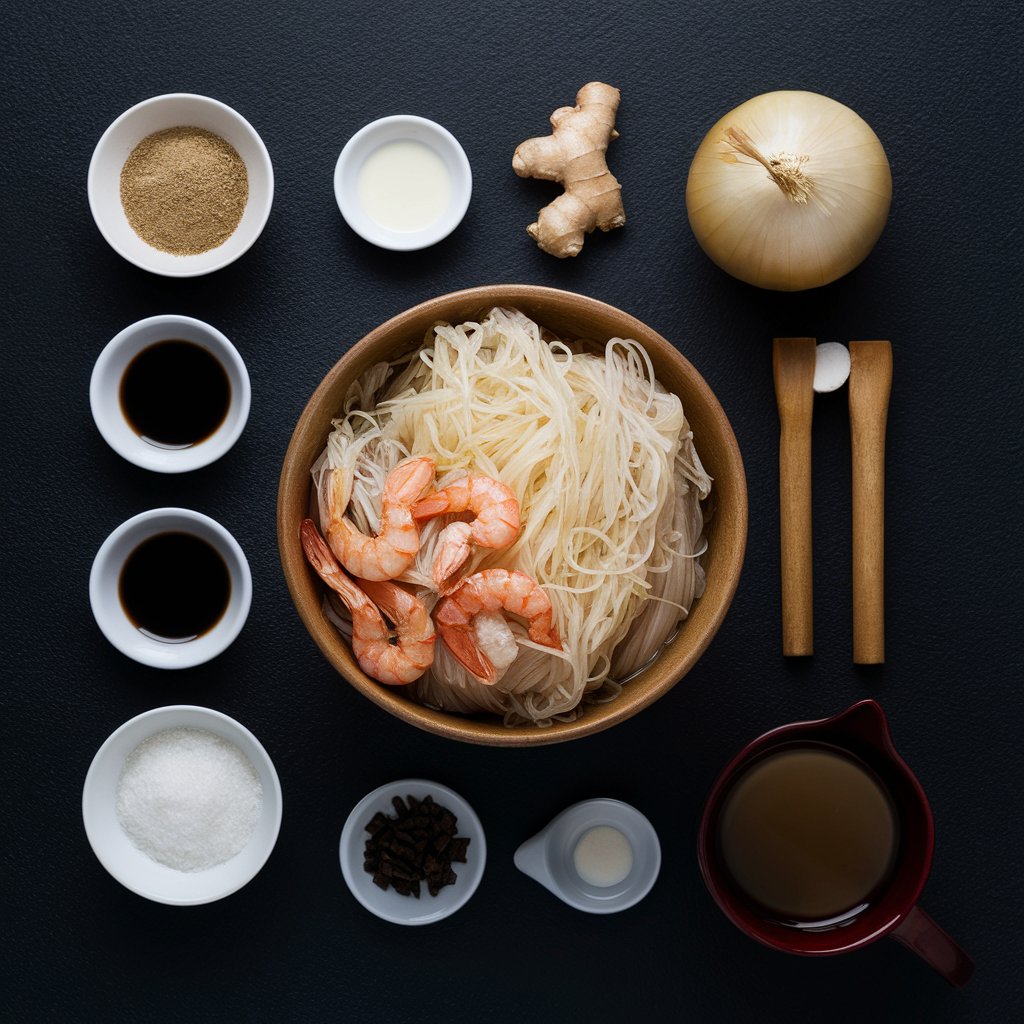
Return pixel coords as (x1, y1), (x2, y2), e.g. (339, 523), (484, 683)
(116, 727), (262, 872)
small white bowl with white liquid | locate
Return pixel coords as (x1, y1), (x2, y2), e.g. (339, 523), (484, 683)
(514, 798), (661, 914)
(334, 115), (472, 250)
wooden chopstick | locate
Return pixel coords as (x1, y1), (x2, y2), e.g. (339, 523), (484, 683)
(773, 337), (817, 656)
(848, 341), (893, 664)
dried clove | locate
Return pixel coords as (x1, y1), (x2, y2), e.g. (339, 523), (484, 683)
(363, 793), (470, 898)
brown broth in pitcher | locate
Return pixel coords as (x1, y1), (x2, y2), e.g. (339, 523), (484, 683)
(717, 746), (898, 924)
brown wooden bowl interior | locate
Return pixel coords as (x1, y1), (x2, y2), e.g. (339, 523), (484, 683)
(277, 285), (747, 746)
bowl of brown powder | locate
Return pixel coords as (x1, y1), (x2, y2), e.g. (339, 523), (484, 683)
(88, 93), (273, 277)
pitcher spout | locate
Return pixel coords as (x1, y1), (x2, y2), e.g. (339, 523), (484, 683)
(513, 833), (551, 888)
(827, 699), (896, 755)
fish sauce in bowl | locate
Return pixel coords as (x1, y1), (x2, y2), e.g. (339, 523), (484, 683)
(119, 533), (231, 643)
(119, 339), (230, 449)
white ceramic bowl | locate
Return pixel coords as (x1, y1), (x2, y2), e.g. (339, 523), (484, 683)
(89, 508), (252, 669)
(513, 798), (661, 913)
(339, 779), (485, 925)
(334, 115), (472, 250)
(83, 705), (282, 905)
(88, 93), (274, 276)
(90, 314), (250, 473)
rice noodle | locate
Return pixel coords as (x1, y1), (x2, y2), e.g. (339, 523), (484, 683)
(311, 308), (711, 726)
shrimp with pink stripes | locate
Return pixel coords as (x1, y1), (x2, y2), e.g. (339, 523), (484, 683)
(300, 519), (434, 685)
(324, 456), (435, 581)
(412, 474), (520, 590)
(433, 568), (561, 684)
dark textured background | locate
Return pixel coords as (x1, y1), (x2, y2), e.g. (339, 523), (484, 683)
(2, 1), (1021, 1020)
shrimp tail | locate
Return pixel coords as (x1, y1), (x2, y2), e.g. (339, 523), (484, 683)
(358, 578), (436, 647)
(411, 491), (452, 521)
(434, 601), (499, 685)
(300, 518), (365, 607)
(384, 456), (436, 504)
(528, 618), (562, 650)
(301, 518), (330, 572)
(356, 577), (407, 620)
(432, 521), (474, 592)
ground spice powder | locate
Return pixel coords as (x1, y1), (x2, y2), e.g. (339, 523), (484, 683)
(120, 126), (248, 256)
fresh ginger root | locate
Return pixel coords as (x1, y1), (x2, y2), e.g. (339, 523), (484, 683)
(513, 82), (625, 258)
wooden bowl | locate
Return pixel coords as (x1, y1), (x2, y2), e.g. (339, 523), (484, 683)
(277, 285), (747, 746)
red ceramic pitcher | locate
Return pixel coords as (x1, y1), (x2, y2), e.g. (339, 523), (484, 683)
(698, 700), (974, 986)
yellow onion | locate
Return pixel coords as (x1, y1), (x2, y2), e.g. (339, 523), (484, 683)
(686, 91), (892, 291)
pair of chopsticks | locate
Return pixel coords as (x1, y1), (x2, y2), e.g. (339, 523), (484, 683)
(773, 337), (893, 663)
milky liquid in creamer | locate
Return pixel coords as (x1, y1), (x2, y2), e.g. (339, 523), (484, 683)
(357, 140), (451, 232)
(573, 825), (634, 887)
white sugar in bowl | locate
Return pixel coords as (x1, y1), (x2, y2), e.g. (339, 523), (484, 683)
(82, 705), (282, 905)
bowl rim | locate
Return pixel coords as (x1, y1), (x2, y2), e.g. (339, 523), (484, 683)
(87, 92), (274, 278)
(89, 313), (251, 473)
(82, 704), (283, 905)
(277, 284), (748, 746)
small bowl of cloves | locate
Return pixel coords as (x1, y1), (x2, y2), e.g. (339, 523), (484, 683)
(339, 779), (486, 925)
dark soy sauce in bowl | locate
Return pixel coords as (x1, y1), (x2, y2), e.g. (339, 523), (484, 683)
(717, 746), (898, 925)
(120, 340), (230, 449)
(119, 532), (231, 643)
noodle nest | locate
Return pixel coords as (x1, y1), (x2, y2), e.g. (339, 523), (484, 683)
(312, 308), (711, 726)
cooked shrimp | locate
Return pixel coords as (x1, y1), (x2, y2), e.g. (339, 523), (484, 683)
(325, 456), (434, 581)
(300, 519), (434, 685)
(355, 576), (436, 684)
(412, 475), (520, 589)
(433, 568), (561, 684)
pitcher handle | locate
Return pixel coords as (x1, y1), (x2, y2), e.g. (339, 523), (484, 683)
(891, 905), (974, 986)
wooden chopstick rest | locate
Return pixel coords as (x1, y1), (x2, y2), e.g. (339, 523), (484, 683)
(773, 337), (816, 657)
(848, 341), (892, 664)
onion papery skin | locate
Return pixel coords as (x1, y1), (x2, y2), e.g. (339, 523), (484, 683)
(686, 91), (892, 291)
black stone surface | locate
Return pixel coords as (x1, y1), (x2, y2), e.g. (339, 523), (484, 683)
(2, 1), (1021, 1020)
